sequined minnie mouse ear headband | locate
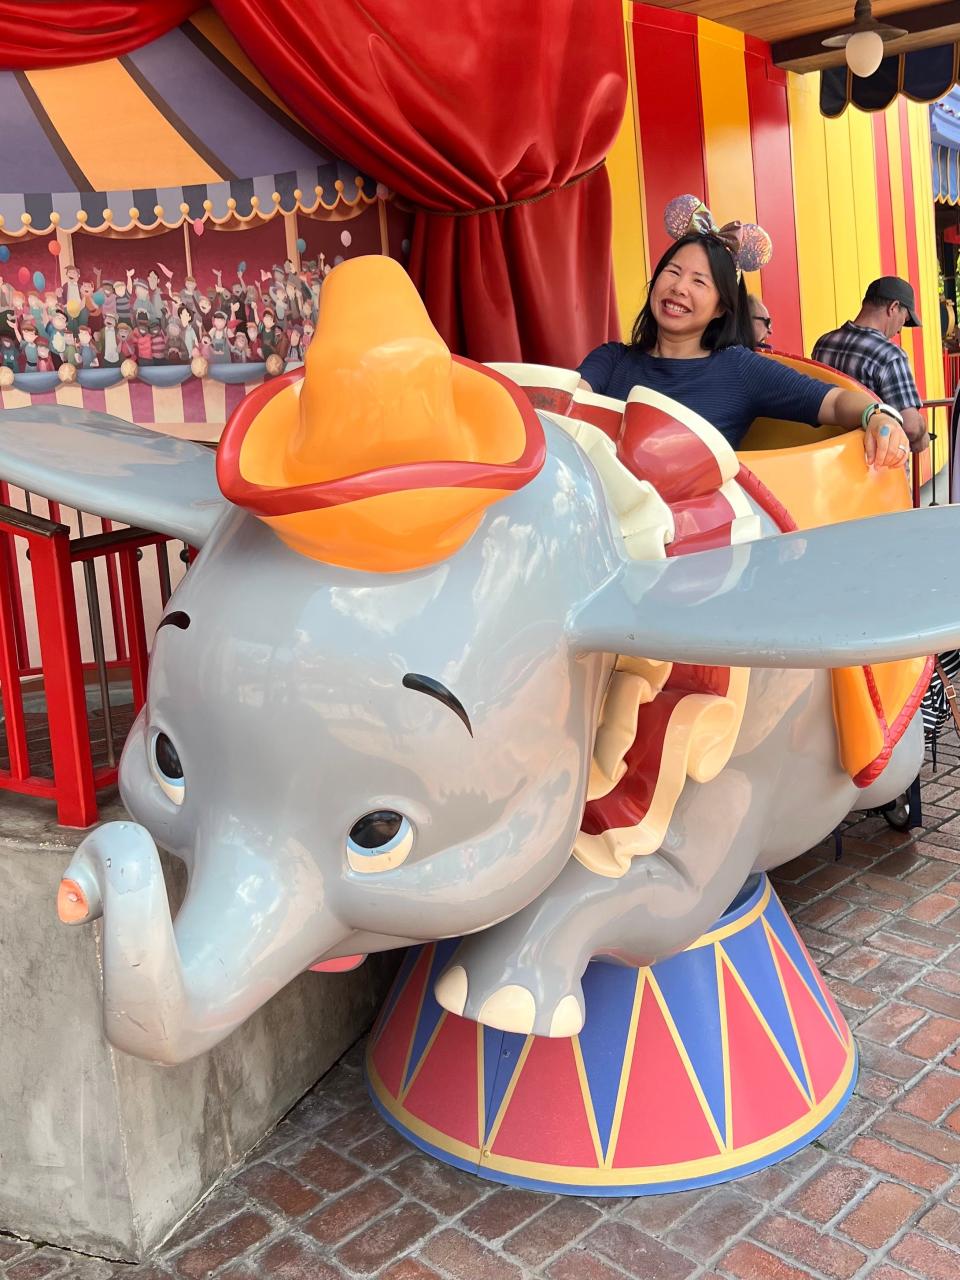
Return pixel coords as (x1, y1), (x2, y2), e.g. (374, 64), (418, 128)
(664, 194), (773, 279)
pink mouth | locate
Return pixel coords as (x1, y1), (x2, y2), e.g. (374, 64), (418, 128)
(309, 954), (368, 973)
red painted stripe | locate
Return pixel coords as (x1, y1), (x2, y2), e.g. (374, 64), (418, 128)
(571, 399), (624, 441)
(852, 654), (934, 787)
(82, 388), (106, 414)
(127, 378), (156, 424)
(897, 99), (927, 399)
(666, 489), (736, 555)
(744, 46), (803, 357)
(871, 115), (898, 278)
(629, 7), (707, 268)
(619, 402), (724, 500)
(492, 1036), (599, 1167)
(667, 663), (730, 697)
(523, 385), (575, 416)
(581, 691), (683, 835)
(180, 372), (207, 424)
(736, 464), (799, 532)
(614, 980), (722, 1166)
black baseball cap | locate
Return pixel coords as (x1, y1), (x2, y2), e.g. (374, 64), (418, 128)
(865, 276), (920, 326)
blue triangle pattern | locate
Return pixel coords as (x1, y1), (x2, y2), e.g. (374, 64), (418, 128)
(722, 921), (809, 1093)
(482, 1027), (528, 1144)
(764, 894), (841, 1036)
(376, 943), (424, 1036)
(653, 944), (725, 1138)
(578, 960), (641, 1158)
(402, 938), (469, 1089)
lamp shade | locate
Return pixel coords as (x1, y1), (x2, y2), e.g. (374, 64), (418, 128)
(846, 29), (885, 77)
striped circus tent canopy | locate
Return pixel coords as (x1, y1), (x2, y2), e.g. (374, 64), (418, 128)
(0, 7), (377, 239)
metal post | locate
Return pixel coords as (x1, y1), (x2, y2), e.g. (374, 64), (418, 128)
(119, 546), (149, 714)
(30, 528), (97, 827)
(82, 558), (115, 768)
(157, 541), (172, 606)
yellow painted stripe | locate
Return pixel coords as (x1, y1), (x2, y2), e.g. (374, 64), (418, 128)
(787, 71), (835, 354)
(187, 9), (304, 126)
(908, 101), (945, 399)
(696, 19), (761, 297)
(822, 114), (861, 327)
(846, 108), (882, 302)
(609, 0), (648, 337)
(154, 383), (189, 426)
(26, 62), (221, 190)
(103, 381), (133, 422)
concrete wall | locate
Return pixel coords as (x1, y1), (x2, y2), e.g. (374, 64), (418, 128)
(0, 793), (396, 1261)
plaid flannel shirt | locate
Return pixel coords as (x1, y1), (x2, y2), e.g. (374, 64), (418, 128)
(811, 322), (922, 411)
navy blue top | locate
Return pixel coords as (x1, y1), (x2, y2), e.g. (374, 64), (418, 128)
(577, 343), (831, 448)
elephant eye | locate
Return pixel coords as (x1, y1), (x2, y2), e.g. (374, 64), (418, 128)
(150, 731), (185, 806)
(347, 811), (414, 873)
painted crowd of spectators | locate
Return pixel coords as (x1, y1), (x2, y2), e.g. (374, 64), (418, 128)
(0, 255), (327, 374)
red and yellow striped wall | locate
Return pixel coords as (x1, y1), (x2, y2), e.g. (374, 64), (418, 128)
(607, 2), (943, 400)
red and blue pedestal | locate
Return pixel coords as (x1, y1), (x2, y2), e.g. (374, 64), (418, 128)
(365, 875), (857, 1195)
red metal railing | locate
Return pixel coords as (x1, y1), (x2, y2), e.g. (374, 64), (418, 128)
(943, 352), (960, 400)
(0, 498), (178, 827)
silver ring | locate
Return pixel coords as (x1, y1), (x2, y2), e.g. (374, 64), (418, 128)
(897, 443), (909, 455)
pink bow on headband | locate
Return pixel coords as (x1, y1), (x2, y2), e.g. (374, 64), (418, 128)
(664, 195), (773, 275)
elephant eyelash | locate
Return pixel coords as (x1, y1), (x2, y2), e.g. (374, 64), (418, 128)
(402, 673), (472, 737)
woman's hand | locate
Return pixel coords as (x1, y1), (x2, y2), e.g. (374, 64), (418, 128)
(864, 413), (910, 470)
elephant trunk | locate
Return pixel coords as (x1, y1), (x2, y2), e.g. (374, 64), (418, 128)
(59, 821), (347, 1065)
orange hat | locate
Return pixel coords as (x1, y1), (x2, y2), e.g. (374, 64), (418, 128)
(217, 256), (544, 572)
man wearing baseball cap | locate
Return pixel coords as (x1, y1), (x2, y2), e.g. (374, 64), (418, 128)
(812, 276), (927, 452)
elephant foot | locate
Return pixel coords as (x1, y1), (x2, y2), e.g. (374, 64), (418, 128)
(434, 959), (585, 1038)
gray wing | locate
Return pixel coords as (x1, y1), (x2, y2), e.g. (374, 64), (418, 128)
(572, 506), (960, 667)
(0, 407), (225, 545)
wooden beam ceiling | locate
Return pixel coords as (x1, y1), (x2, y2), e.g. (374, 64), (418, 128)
(641, 1), (960, 70)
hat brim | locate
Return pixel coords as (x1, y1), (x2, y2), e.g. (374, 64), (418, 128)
(218, 358), (545, 518)
(904, 305), (920, 327)
(216, 359), (547, 571)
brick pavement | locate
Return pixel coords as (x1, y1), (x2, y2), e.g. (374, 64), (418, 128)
(6, 744), (960, 1279)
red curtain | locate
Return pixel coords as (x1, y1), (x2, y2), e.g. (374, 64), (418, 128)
(0, 1), (626, 365)
(211, 0), (626, 366)
(0, 1), (201, 69)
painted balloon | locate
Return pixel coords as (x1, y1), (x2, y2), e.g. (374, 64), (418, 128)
(296, 238), (307, 253)
(47, 240), (61, 256)
(92, 290), (105, 306)
(66, 298), (82, 318)
(340, 230), (352, 248)
(0, 246), (9, 263)
(17, 267), (30, 285)
(193, 218), (204, 236)
(32, 271), (45, 291)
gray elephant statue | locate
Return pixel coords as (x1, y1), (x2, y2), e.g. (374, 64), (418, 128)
(0, 255), (956, 1069)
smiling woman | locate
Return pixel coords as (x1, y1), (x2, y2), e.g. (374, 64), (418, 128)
(577, 205), (912, 469)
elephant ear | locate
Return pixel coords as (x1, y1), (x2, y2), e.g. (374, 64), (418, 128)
(570, 507), (960, 668)
(0, 407), (226, 545)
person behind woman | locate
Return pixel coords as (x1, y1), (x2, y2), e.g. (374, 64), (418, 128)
(578, 196), (910, 469)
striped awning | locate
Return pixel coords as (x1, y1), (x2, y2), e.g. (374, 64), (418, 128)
(821, 43), (960, 118)
(0, 7), (377, 238)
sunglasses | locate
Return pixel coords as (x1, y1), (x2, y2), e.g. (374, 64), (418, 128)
(752, 315), (772, 331)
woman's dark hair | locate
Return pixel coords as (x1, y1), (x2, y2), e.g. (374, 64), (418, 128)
(630, 233), (754, 353)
